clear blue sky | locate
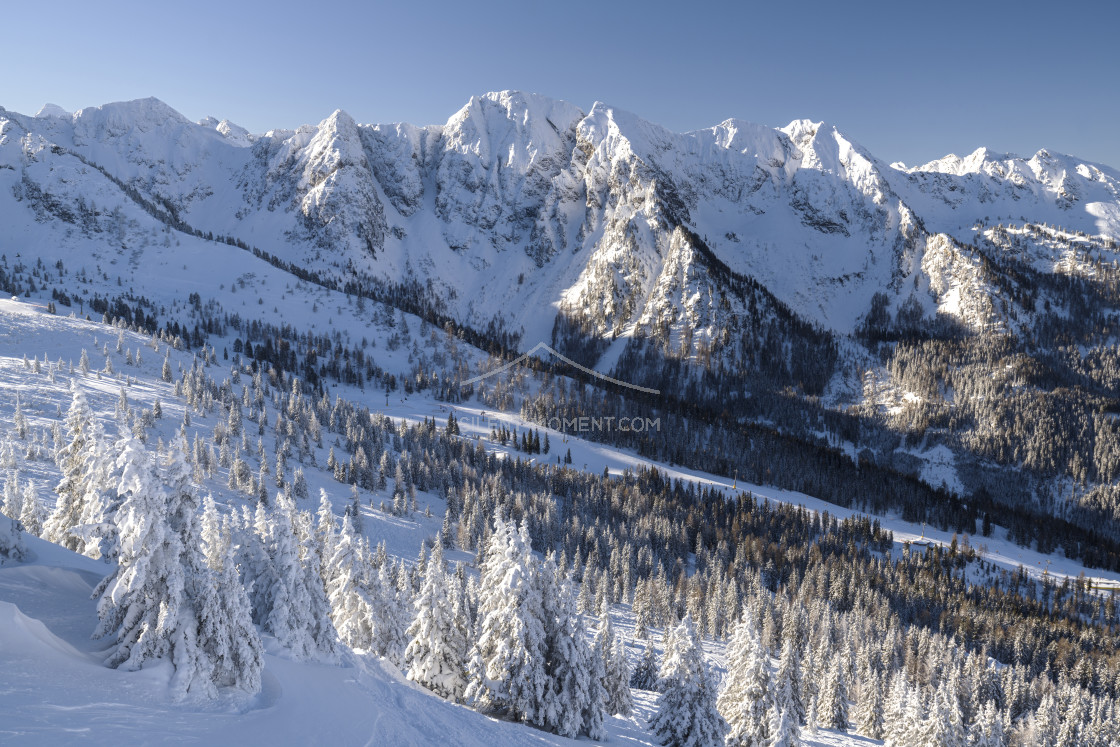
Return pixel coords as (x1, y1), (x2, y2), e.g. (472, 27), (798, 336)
(4, 0), (1118, 168)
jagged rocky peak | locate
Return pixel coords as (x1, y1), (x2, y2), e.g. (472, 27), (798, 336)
(265, 110), (367, 184)
(909, 146), (1087, 184)
(780, 119), (882, 182)
(910, 146), (1010, 175)
(577, 100), (680, 157)
(704, 118), (797, 162)
(302, 109), (368, 176)
(35, 103), (71, 119)
(262, 108), (388, 258)
(197, 116), (253, 146)
(72, 97), (190, 137)
(441, 90), (585, 165)
(432, 92), (586, 247)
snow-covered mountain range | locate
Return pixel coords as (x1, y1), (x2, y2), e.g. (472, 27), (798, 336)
(4, 91), (1118, 353)
(5, 93), (1120, 745)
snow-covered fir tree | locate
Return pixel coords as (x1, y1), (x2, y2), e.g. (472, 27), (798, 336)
(631, 638), (661, 691)
(818, 652), (849, 732)
(464, 515), (548, 725)
(854, 667), (884, 739)
(774, 635), (804, 728)
(718, 614), (772, 747)
(972, 698), (1005, 747)
(651, 614), (728, 747)
(323, 515), (376, 651)
(768, 636), (802, 746)
(882, 671), (910, 745)
(93, 436), (262, 698)
(596, 609), (633, 716)
(189, 517), (263, 696)
(93, 437), (181, 670)
(372, 559), (410, 666)
(43, 384), (97, 552)
(18, 479), (43, 538)
(254, 492), (338, 661)
(71, 431), (124, 561)
(0, 509), (26, 562)
(315, 488), (337, 559)
(2, 470), (19, 519)
(405, 542), (469, 701)
(199, 492), (226, 571)
(537, 554), (606, 739)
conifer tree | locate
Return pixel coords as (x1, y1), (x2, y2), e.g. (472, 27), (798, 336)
(818, 654), (849, 732)
(580, 647), (608, 741)
(855, 668), (884, 739)
(291, 467), (309, 500)
(405, 543), (469, 701)
(13, 395), (28, 439)
(632, 637), (661, 690)
(465, 516), (548, 725)
(934, 672), (966, 747)
(163, 435), (262, 696)
(191, 528), (263, 695)
(1030, 690), (1060, 747)
(44, 385), (97, 551)
(199, 493), (225, 571)
(538, 555), (601, 738)
(94, 437), (262, 697)
(775, 635), (804, 726)
(597, 610), (634, 716)
(74, 441), (124, 560)
(324, 515), (376, 650)
(19, 479), (43, 537)
(973, 699), (1005, 747)
(769, 636), (802, 747)
(316, 488), (338, 559)
(651, 614), (728, 747)
(768, 692), (801, 747)
(0, 510), (26, 561)
(2, 470), (19, 519)
(883, 672), (910, 746)
(373, 560), (410, 666)
(257, 493), (338, 661)
(718, 616), (771, 747)
(92, 438), (176, 671)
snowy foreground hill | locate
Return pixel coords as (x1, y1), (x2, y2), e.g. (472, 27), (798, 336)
(0, 283), (1113, 744)
(3, 93), (1120, 745)
(0, 300), (892, 745)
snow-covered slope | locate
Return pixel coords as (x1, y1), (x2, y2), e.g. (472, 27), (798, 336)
(0, 537), (569, 746)
(0, 295), (884, 746)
